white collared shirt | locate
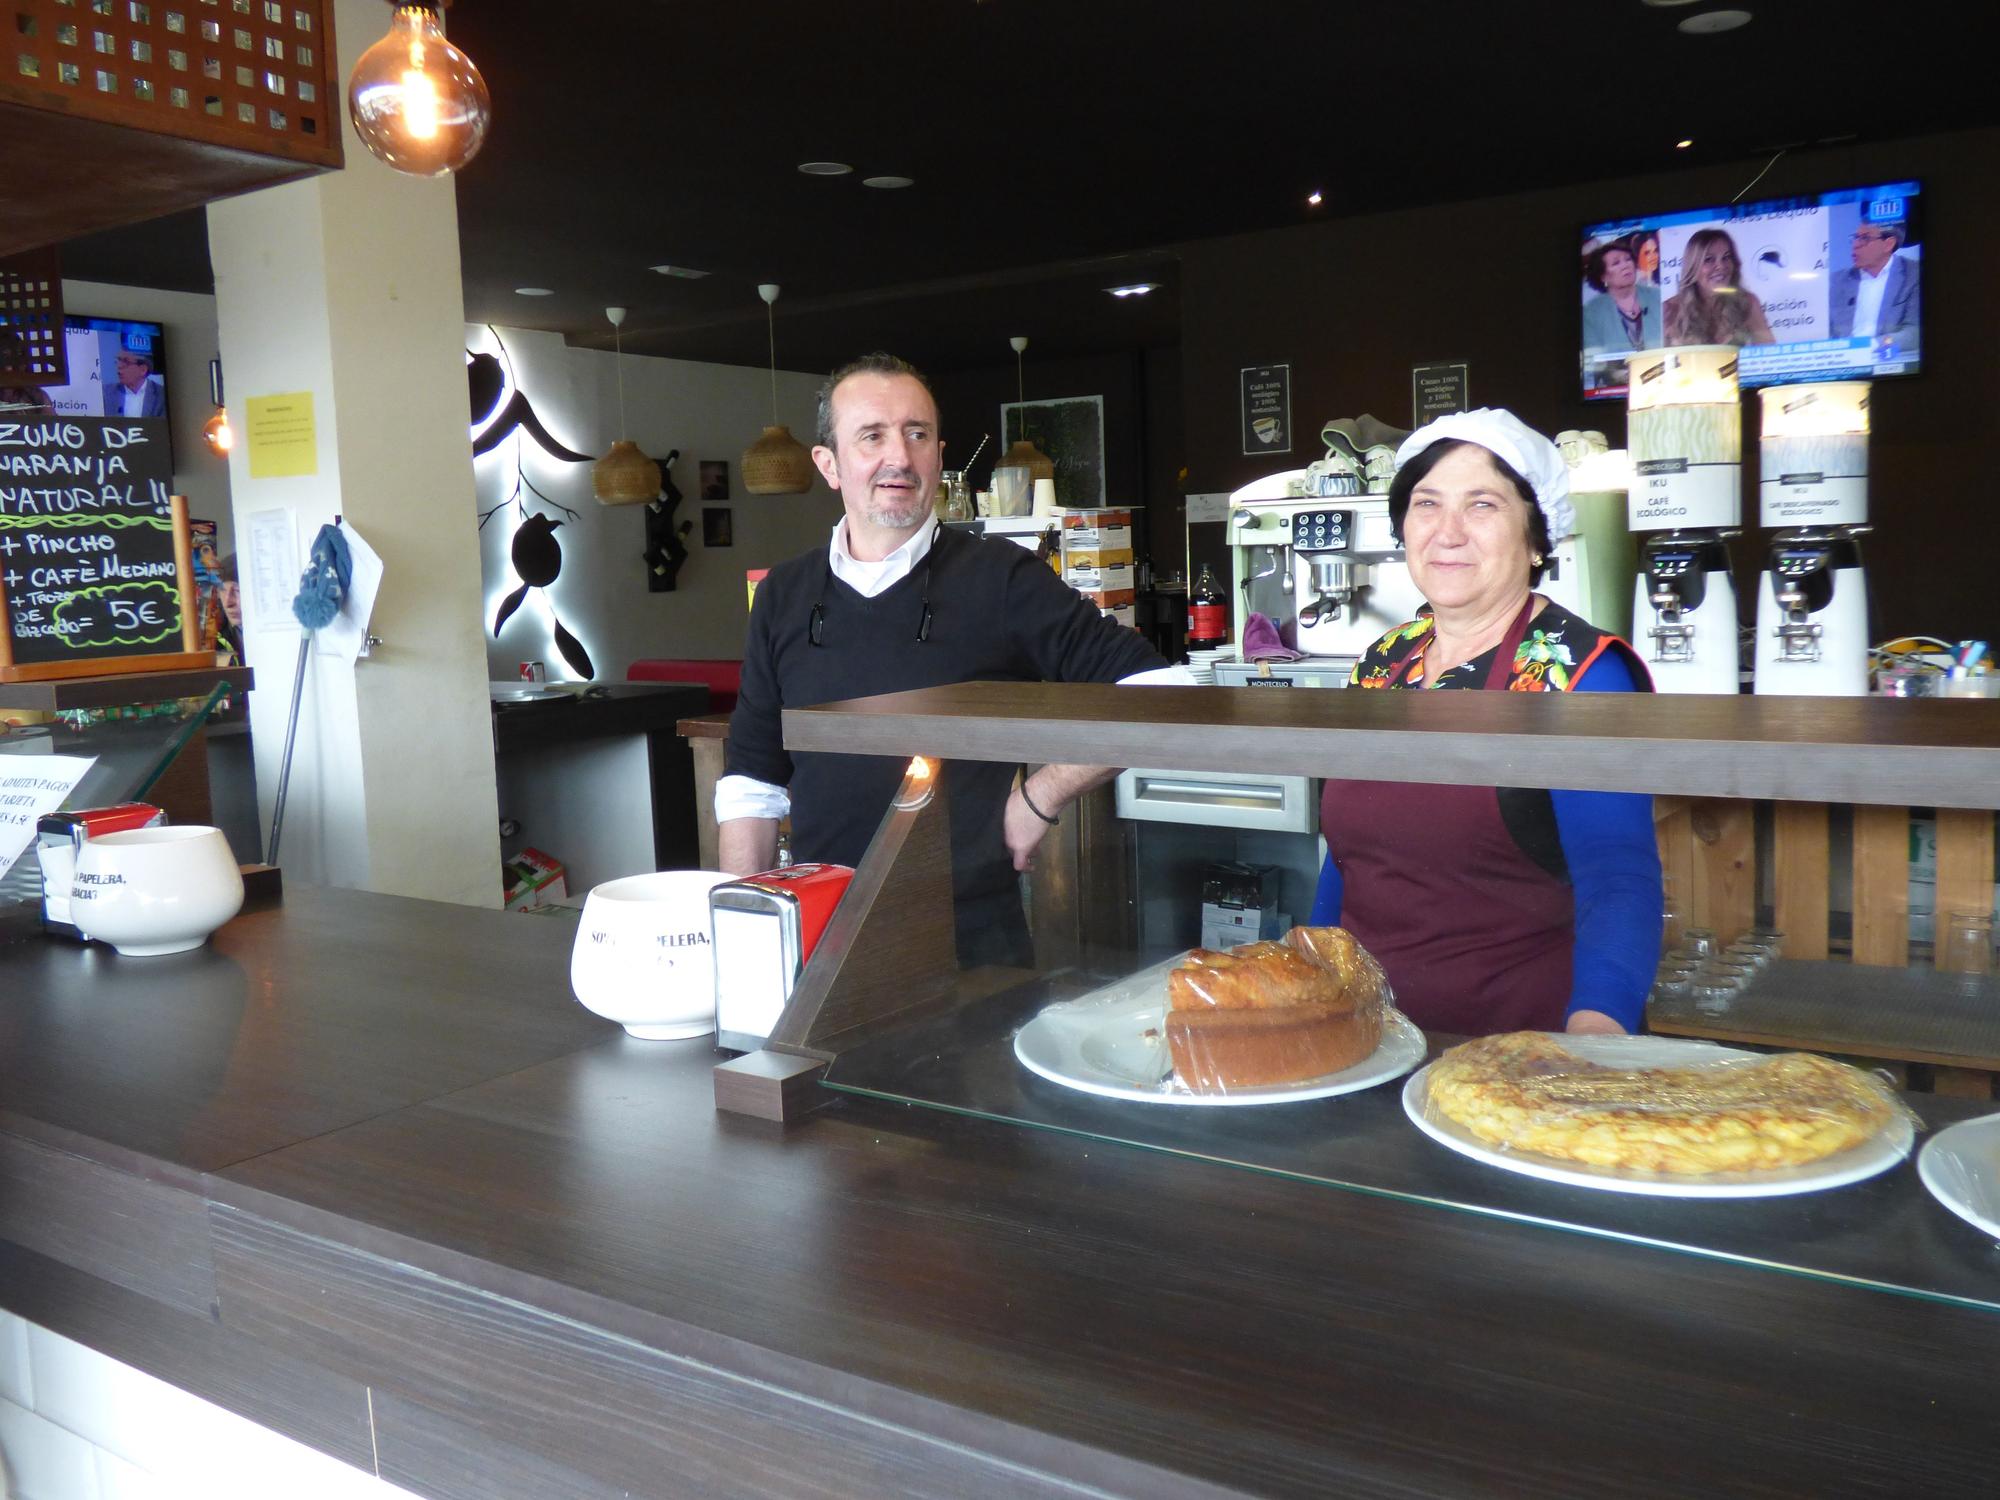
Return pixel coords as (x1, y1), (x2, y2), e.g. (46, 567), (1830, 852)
(1851, 258), (1892, 338)
(120, 382), (150, 417)
(715, 521), (1193, 826)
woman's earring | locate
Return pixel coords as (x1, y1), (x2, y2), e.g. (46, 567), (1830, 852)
(1532, 553), (1545, 566)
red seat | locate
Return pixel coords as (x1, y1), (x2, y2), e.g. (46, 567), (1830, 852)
(628, 659), (741, 715)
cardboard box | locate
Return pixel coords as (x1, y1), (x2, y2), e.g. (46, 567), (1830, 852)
(1064, 562), (1135, 594)
(1064, 535), (1134, 570)
(1098, 603), (1136, 628)
(1060, 508), (1134, 536)
(503, 847), (568, 911)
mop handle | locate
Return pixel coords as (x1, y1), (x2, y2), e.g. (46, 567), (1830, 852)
(266, 633), (311, 865)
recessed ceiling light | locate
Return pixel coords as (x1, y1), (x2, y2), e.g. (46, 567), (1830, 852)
(1306, 190), (1324, 207)
(650, 264), (711, 279)
(862, 175), (914, 189)
(1678, 9), (1752, 34)
(513, 287), (554, 297)
(1106, 283), (1160, 298)
(1676, 138), (1694, 149)
(1640, 0), (1702, 7)
(797, 161), (853, 176)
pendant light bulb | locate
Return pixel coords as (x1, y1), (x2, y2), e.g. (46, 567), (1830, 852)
(593, 305), (660, 506)
(348, 4), (492, 178)
(742, 281), (815, 495)
(1001, 335), (1054, 488)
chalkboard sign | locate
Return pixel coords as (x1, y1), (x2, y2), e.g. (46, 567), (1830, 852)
(0, 417), (208, 681)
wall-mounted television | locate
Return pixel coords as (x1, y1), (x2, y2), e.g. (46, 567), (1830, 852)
(35, 315), (173, 429)
(1580, 180), (1922, 401)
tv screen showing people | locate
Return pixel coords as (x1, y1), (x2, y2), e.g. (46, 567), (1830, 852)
(32, 316), (171, 422)
(1581, 181), (1921, 400)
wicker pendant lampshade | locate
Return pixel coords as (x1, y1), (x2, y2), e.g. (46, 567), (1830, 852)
(742, 284), (816, 495)
(593, 306), (661, 506)
(1004, 335), (1056, 484)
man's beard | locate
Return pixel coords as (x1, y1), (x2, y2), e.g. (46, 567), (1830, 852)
(862, 469), (930, 529)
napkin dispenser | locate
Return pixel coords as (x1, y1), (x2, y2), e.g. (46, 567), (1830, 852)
(36, 802), (167, 939)
(709, 863), (854, 1052)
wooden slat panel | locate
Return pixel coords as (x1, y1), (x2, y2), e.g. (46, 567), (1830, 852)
(1932, 808), (1995, 931)
(1689, 799), (1754, 945)
(1852, 806), (1911, 968)
(1772, 802), (1831, 959)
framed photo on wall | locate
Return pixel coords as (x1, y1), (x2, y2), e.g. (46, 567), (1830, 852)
(702, 507), (733, 547)
(699, 460), (730, 501)
(1001, 395), (1105, 508)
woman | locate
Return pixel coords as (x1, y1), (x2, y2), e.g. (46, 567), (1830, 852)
(1663, 227), (1775, 346)
(1581, 236), (1661, 353)
(1312, 409), (1662, 1037)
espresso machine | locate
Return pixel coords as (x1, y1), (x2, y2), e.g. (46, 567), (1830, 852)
(1752, 383), (1872, 696)
(1626, 346), (1743, 694)
(1224, 472), (1425, 681)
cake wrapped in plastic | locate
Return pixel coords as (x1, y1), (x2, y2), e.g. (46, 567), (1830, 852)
(1422, 1031), (1919, 1175)
(1164, 925), (1394, 1094)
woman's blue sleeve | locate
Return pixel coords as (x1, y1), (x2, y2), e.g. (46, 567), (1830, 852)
(1554, 650), (1663, 1031)
(1308, 849), (1342, 925)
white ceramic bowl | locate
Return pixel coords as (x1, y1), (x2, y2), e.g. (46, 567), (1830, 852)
(71, 825), (245, 956)
(571, 869), (733, 1039)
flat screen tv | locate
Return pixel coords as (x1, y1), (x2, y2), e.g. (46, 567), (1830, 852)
(34, 315), (173, 429)
(1580, 180), (1922, 400)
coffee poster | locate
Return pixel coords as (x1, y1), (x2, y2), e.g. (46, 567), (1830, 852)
(1240, 365), (1291, 456)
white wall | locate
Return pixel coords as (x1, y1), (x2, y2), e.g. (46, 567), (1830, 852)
(57, 279), (233, 557)
(470, 326), (841, 683)
(0, 1310), (419, 1500)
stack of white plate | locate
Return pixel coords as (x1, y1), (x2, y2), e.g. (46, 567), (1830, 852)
(1184, 648), (1235, 685)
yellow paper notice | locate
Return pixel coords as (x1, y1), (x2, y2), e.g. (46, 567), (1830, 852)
(246, 393), (318, 478)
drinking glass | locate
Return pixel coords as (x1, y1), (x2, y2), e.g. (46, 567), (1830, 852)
(1691, 979), (1736, 1017)
(1677, 928), (1719, 964)
(1939, 911), (1995, 978)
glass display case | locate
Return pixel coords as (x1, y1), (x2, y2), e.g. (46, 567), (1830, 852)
(0, 682), (230, 936)
(715, 680), (2000, 1313)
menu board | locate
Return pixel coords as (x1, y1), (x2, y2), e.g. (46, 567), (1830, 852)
(0, 416), (205, 680)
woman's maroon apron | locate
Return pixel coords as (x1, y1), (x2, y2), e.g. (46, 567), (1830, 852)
(1320, 599), (1572, 1033)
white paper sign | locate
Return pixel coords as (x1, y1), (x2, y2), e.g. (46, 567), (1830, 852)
(245, 507), (300, 634)
(0, 754), (97, 882)
(315, 520), (384, 662)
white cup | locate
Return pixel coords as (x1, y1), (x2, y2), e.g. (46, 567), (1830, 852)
(1032, 477), (1059, 515)
(571, 870), (733, 1039)
(70, 825), (245, 956)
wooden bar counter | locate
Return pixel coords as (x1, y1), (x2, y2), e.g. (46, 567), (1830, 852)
(1, 881), (1997, 1499)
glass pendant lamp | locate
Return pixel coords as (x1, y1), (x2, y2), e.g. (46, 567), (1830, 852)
(348, 3), (492, 177)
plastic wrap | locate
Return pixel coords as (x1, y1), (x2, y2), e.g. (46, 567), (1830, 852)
(1420, 1032), (1920, 1176)
(1011, 928), (1419, 1105)
(1163, 927), (1395, 1095)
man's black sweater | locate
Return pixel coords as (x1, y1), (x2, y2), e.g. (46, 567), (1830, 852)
(725, 525), (1163, 942)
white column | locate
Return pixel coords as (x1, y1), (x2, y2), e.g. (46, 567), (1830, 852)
(204, 0), (499, 905)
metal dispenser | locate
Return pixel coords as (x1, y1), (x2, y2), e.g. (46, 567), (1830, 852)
(1626, 346), (1743, 694)
(1753, 382), (1872, 696)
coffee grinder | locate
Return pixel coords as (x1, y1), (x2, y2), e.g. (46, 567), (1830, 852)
(1626, 346), (1743, 694)
(1753, 382), (1871, 696)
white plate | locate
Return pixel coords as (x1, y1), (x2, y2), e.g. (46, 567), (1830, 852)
(1013, 954), (1426, 1107)
(1401, 1035), (1915, 1198)
(1917, 1113), (2000, 1240)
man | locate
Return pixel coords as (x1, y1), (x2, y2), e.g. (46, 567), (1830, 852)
(101, 348), (167, 419)
(717, 352), (1171, 967)
(1827, 221), (1920, 346)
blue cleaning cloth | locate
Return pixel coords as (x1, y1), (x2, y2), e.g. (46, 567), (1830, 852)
(292, 523), (352, 630)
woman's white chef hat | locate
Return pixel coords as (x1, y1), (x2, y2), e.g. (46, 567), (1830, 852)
(1393, 407), (1575, 541)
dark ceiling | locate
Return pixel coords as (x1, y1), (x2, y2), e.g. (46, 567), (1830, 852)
(58, 0), (1998, 374)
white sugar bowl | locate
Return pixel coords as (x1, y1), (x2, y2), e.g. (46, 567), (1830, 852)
(571, 870), (733, 1039)
(71, 825), (245, 956)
